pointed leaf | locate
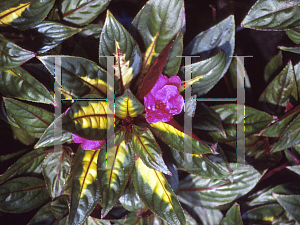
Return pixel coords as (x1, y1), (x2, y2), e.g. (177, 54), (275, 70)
(287, 165), (300, 176)
(38, 56), (107, 98)
(84, 216), (111, 225)
(119, 181), (144, 212)
(62, 96), (109, 140)
(98, 139), (134, 216)
(209, 104), (273, 142)
(131, 125), (171, 175)
(10, 125), (36, 145)
(259, 61), (298, 115)
(272, 113), (300, 152)
(69, 148), (101, 225)
(115, 89), (144, 119)
(279, 45), (300, 54)
(241, 0), (300, 30)
(4, 98), (54, 138)
(264, 50), (283, 83)
(133, 158), (186, 225)
(0, 148), (47, 185)
(220, 203), (243, 225)
(130, 0), (185, 78)
(242, 203), (284, 224)
(193, 206), (223, 225)
(178, 163), (262, 208)
(0, 177), (49, 213)
(169, 147), (231, 179)
(0, 35), (35, 70)
(183, 15), (235, 89)
(43, 148), (72, 199)
(150, 121), (214, 155)
(78, 24), (103, 39)
(287, 28), (300, 44)
(28, 202), (59, 225)
(50, 195), (69, 220)
(99, 11), (142, 91)
(35, 113), (73, 148)
(60, 0), (111, 25)
(0, 0), (55, 30)
(0, 67), (54, 104)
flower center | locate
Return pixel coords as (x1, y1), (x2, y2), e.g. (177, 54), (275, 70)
(155, 101), (165, 109)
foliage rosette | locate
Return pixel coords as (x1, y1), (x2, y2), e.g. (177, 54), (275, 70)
(1, 0), (300, 224)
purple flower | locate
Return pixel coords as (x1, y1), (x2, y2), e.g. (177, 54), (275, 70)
(144, 74), (184, 123)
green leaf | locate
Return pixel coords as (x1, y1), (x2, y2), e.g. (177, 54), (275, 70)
(294, 61), (300, 99)
(209, 104), (273, 142)
(0, 67), (54, 104)
(242, 203), (284, 224)
(264, 51), (283, 83)
(220, 203), (243, 225)
(169, 147), (231, 179)
(4, 98), (54, 138)
(130, 0), (185, 78)
(272, 113), (300, 152)
(0, 35), (35, 70)
(60, 0), (110, 25)
(69, 148), (101, 225)
(192, 206), (223, 225)
(97, 139), (134, 216)
(279, 45), (300, 54)
(259, 61), (298, 115)
(0, 177), (49, 213)
(193, 103), (226, 137)
(62, 96), (109, 140)
(273, 194), (300, 223)
(113, 212), (147, 225)
(0, 0), (55, 30)
(133, 158), (186, 225)
(183, 15), (235, 92)
(287, 28), (300, 44)
(119, 181), (144, 212)
(10, 125), (36, 145)
(115, 89), (144, 119)
(99, 11), (142, 92)
(28, 202), (59, 225)
(78, 24), (103, 39)
(180, 50), (226, 96)
(241, 0), (300, 30)
(31, 21), (81, 54)
(0, 149), (28, 163)
(0, 148), (47, 185)
(35, 113), (73, 148)
(43, 148), (72, 199)
(131, 125), (171, 175)
(150, 121), (214, 155)
(50, 195), (70, 220)
(178, 163), (262, 208)
(84, 216), (111, 225)
(287, 165), (300, 176)
(38, 56), (107, 98)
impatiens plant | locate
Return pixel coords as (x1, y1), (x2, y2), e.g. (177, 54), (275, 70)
(1, 0), (300, 225)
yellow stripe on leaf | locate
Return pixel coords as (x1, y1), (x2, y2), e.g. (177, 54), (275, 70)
(80, 75), (107, 96)
(0, 3), (30, 25)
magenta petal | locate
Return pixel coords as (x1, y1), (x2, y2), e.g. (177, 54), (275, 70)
(73, 134), (86, 143)
(150, 74), (169, 95)
(168, 95), (184, 114)
(156, 85), (178, 102)
(81, 139), (106, 150)
(168, 76), (181, 88)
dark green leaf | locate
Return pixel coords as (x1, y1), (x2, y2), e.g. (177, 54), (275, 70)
(0, 67), (54, 104)
(83, 216), (111, 225)
(0, 177), (49, 213)
(119, 181), (144, 212)
(115, 89), (144, 119)
(38, 56), (107, 98)
(131, 125), (171, 175)
(60, 0), (111, 25)
(78, 24), (103, 38)
(28, 202), (59, 225)
(35, 113), (73, 149)
(279, 45), (300, 54)
(10, 125), (36, 145)
(242, 0), (300, 30)
(0, 149), (28, 163)
(130, 0), (185, 78)
(99, 11), (142, 91)
(50, 195), (69, 220)
(192, 206), (223, 225)
(259, 61), (298, 115)
(272, 113), (300, 152)
(0, 35), (35, 70)
(69, 148), (101, 225)
(209, 104), (273, 142)
(287, 28), (300, 44)
(287, 165), (300, 176)
(43, 148), (72, 199)
(0, 0), (55, 30)
(242, 203), (284, 224)
(183, 15), (235, 92)
(294, 61), (300, 98)
(178, 163), (262, 208)
(133, 158), (186, 225)
(220, 203), (243, 225)
(98, 139), (134, 216)
(0, 148), (47, 185)
(273, 194), (300, 223)
(4, 98), (54, 138)
(264, 51), (283, 83)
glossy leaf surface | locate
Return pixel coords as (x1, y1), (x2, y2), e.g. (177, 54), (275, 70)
(264, 50), (282, 83)
(274, 194), (300, 223)
(287, 28), (300, 44)
(69, 148), (100, 225)
(220, 203), (243, 225)
(0, 35), (35, 70)
(4, 98), (54, 138)
(119, 182), (144, 212)
(0, 67), (54, 104)
(0, 177), (49, 213)
(133, 158), (186, 225)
